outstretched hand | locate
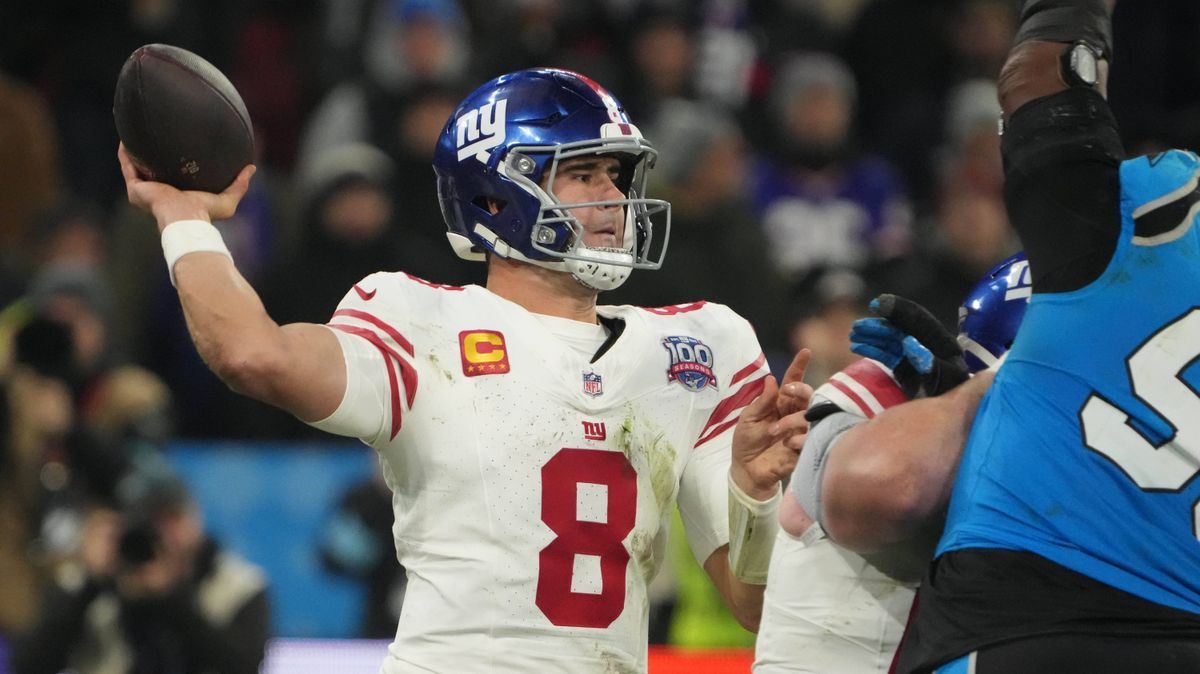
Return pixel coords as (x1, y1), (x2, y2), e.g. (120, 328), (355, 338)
(731, 349), (813, 500)
(118, 143), (255, 231)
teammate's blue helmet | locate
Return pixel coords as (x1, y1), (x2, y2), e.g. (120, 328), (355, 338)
(958, 251), (1031, 373)
(433, 68), (671, 290)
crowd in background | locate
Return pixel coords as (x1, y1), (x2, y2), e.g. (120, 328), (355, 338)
(1, 0), (1199, 662)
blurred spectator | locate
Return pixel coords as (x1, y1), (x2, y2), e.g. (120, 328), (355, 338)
(0, 320), (77, 637)
(12, 470), (270, 674)
(318, 468), (406, 638)
(2, 265), (175, 497)
(616, 5), (699, 122)
(749, 0), (840, 58)
(842, 0), (1015, 208)
(264, 142), (445, 325)
(607, 99), (789, 356)
(751, 52), (912, 296)
(883, 78), (1015, 330)
(228, 3), (315, 171)
(460, 0), (569, 78)
(27, 265), (122, 397)
(386, 84), (481, 273)
(28, 201), (110, 273)
(935, 79), (1005, 199)
(787, 267), (867, 387)
(299, 0), (471, 169)
(0, 71), (63, 300)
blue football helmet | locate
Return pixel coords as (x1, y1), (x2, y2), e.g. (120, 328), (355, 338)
(433, 68), (671, 290)
(958, 251), (1031, 373)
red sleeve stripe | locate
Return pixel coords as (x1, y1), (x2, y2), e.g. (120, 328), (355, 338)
(693, 417), (740, 449)
(328, 324), (402, 439)
(841, 359), (909, 409)
(328, 324), (419, 440)
(331, 309), (415, 357)
(329, 324), (418, 409)
(694, 374), (768, 448)
(826, 376), (880, 418)
(818, 359), (909, 419)
(729, 353), (768, 387)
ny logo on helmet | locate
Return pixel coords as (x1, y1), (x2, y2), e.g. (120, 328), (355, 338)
(1005, 258), (1032, 301)
(456, 99), (507, 162)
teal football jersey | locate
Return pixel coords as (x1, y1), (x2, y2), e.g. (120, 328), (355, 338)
(938, 149), (1200, 616)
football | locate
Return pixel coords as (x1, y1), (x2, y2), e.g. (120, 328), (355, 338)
(113, 43), (254, 193)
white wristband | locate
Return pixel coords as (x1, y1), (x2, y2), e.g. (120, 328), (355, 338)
(727, 472), (781, 584)
(161, 219), (232, 287)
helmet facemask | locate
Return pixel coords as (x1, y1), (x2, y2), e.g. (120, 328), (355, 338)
(488, 134), (671, 291)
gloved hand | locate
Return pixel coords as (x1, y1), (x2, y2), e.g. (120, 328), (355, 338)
(850, 294), (968, 399)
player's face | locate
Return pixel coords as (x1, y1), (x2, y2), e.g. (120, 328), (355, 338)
(548, 156), (626, 249)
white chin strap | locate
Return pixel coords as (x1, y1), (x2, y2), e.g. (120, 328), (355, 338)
(471, 223), (635, 291)
(567, 247), (633, 291)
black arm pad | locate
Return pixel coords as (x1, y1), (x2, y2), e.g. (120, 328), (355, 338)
(1001, 87), (1123, 294)
(1015, 0), (1112, 57)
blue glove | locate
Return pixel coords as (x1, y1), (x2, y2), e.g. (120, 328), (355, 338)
(851, 317), (936, 370)
(848, 295), (969, 398)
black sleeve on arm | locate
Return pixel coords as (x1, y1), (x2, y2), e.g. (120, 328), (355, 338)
(1001, 86), (1125, 293)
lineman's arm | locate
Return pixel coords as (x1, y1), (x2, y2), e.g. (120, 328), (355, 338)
(998, 1), (1123, 295)
(819, 371), (993, 553)
(119, 144), (345, 422)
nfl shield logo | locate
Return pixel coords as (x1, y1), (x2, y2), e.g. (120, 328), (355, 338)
(582, 371), (604, 397)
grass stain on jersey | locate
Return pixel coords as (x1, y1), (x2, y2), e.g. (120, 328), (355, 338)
(425, 353), (454, 381)
(614, 415), (679, 513)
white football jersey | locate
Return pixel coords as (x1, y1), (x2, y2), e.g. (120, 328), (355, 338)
(310, 272), (770, 673)
(754, 526), (917, 674)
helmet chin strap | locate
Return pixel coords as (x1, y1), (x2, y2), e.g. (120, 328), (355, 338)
(571, 206), (639, 291)
(567, 247), (634, 291)
(472, 223), (635, 291)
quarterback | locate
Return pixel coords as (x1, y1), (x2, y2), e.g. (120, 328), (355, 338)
(118, 68), (809, 672)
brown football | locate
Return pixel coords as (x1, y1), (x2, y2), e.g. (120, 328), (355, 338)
(113, 44), (254, 193)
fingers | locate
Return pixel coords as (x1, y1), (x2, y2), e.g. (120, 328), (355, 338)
(871, 294), (959, 356)
(777, 349), (813, 417)
(900, 335), (935, 374)
(228, 164), (256, 197)
(768, 402), (808, 439)
(780, 348), (811, 387)
(741, 375), (779, 422)
(209, 164), (256, 220)
(850, 317), (905, 368)
(118, 143), (141, 190)
(852, 317), (903, 342)
(777, 379), (813, 418)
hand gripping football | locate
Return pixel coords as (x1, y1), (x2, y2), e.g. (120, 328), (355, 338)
(113, 43), (254, 193)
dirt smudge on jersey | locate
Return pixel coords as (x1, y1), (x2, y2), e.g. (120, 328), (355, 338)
(425, 353), (454, 381)
(628, 530), (654, 581)
(614, 414), (678, 514)
(593, 642), (641, 674)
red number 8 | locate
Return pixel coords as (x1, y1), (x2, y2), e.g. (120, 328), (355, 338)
(536, 448), (638, 628)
